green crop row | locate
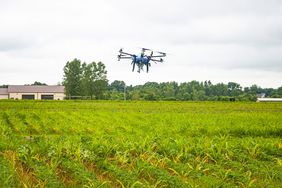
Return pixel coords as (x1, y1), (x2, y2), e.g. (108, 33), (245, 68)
(0, 101), (281, 187)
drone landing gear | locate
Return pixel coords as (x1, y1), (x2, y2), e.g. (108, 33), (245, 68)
(132, 61), (136, 72)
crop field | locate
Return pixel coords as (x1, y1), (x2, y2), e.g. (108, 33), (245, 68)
(0, 101), (281, 187)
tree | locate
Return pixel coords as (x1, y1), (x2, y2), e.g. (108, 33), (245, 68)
(161, 82), (178, 100)
(108, 80), (126, 100)
(109, 80), (126, 92)
(227, 82), (242, 96)
(211, 83), (228, 96)
(0, 85), (8, 88)
(177, 83), (191, 100)
(92, 80), (108, 99)
(204, 80), (212, 96)
(192, 90), (206, 101)
(143, 82), (160, 100)
(277, 86), (282, 96)
(81, 63), (93, 96)
(103, 79), (280, 101)
(249, 85), (259, 94)
(63, 59), (82, 97)
(32, 81), (47, 86)
(91, 62), (108, 99)
(63, 59), (108, 99)
(129, 89), (142, 100)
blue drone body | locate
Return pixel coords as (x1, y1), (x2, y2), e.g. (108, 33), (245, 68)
(118, 48), (166, 73)
(133, 55), (149, 64)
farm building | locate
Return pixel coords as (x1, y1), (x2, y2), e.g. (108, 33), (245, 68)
(257, 98), (282, 102)
(0, 88), (9, 99)
(0, 85), (65, 100)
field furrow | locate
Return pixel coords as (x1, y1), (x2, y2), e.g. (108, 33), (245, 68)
(0, 100), (281, 187)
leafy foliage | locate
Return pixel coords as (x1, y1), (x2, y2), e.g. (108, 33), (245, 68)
(63, 58), (82, 96)
(31, 81), (47, 86)
(63, 59), (108, 99)
(107, 80), (282, 101)
(0, 101), (281, 187)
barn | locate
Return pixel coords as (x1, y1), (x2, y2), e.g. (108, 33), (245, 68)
(0, 88), (9, 99)
(0, 85), (65, 100)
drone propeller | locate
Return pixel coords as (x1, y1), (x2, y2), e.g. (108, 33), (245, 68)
(151, 58), (164, 64)
(144, 51), (154, 59)
(141, 47), (153, 52)
(151, 59), (158, 64)
(119, 48), (123, 53)
(156, 51), (167, 56)
(143, 48), (151, 50)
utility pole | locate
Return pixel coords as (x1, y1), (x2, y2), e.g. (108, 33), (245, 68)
(124, 84), (126, 101)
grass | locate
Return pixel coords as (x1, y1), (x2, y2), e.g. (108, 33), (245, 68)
(0, 100), (281, 187)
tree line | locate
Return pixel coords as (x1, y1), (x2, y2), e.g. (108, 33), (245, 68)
(107, 80), (282, 101)
(62, 59), (282, 101)
(63, 59), (108, 99)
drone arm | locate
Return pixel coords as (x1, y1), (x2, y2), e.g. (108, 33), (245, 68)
(119, 56), (132, 59)
(151, 55), (166, 58)
(150, 58), (163, 62)
(119, 51), (134, 56)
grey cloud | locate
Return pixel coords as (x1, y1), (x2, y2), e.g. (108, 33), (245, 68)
(0, 0), (281, 87)
(108, 0), (282, 24)
(0, 36), (35, 51)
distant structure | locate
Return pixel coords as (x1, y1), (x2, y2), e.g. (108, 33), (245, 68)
(0, 85), (65, 100)
(0, 88), (9, 100)
(256, 93), (282, 102)
(256, 93), (266, 98)
(257, 98), (282, 102)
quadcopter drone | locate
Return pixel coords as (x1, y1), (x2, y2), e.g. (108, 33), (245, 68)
(118, 48), (166, 73)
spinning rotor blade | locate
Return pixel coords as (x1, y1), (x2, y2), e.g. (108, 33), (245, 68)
(141, 47), (153, 53)
(142, 48), (151, 51)
(156, 51), (167, 56)
(151, 50), (167, 58)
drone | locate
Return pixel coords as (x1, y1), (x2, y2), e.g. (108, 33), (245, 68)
(118, 48), (166, 73)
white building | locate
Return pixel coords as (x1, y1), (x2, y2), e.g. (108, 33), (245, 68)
(0, 85), (65, 100)
(257, 98), (282, 102)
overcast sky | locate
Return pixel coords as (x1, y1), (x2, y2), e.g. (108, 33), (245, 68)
(0, 0), (281, 88)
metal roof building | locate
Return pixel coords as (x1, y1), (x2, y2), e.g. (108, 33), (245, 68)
(8, 85), (64, 93)
(0, 88), (8, 94)
(257, 98), (282, 102)
(0, 85), (65, 100)
(0, 88), (9, 99)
